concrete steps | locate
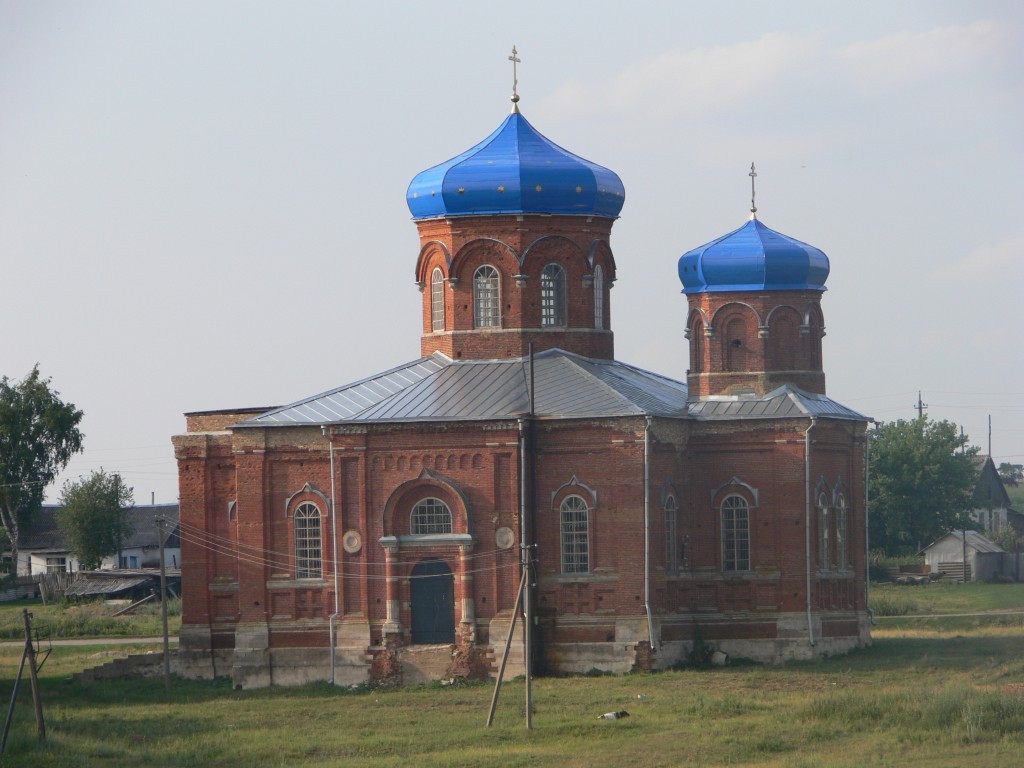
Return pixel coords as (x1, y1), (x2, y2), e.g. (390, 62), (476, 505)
(75, 651), (173, 682)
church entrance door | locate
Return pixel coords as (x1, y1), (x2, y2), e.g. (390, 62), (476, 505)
(410, 559), (455, 644)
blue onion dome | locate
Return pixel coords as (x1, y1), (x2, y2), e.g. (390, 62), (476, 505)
(678, 217), (830, 294)
(407, 109), (625, 220)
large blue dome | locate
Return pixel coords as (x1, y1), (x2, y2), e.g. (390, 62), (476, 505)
(678, 218), (829, 294)
(407, 110), (625, 220)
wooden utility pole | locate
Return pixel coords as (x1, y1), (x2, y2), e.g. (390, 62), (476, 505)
(158, 517), (171, 691)
(1, 638), (28, 753)
(486, 567), (528, 727)
(23, 610), (45, 742)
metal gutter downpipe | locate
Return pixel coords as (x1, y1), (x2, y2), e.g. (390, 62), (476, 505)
(644, 417), (656, 651)
(323, 426), (341, 685)
(518, 416), (532, 729)
(804, 417), (817, 648)
(865, 427), (875, 624)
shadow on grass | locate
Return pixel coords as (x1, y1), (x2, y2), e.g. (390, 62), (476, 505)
(791, 633), (1024, 674)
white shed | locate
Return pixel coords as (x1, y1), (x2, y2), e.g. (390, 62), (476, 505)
(920, 531), (1004, 582)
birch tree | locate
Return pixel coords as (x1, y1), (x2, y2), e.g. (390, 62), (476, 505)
(0, 366), (84, 570)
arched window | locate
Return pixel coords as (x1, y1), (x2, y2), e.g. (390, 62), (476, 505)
(835, 493), (848, 570)
(473, 265), (500, 328)
(430, 268), (445, 332)
(664, 495), (678, 574)
(593, 265), (604, 329)
(541, 263), (566, 327)
(818, 492), (830, 570)
(769, 310), (799, 371)
(808, 304), (824, 370)
(723, 316), (748, 372)
(721, 495), (749, 572)
(411, 497), (452, 535)
(294, 503), (322, 579)
(689, 316), (705, 373)
(560, 495), (589, 573)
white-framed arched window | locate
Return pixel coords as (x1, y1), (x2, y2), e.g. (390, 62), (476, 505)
(294, 502), (322, 579)
(835, 493), (848, 570)
(540, 263), (566, 327)
(560, 495), (589, 573)
(474, 265), (500, 328)
(431, 267), (445, 332)
(664, 495), (678, 574)
(721, 494), (750, 572)
(593, 265), (604, 329)
(411, 497), (452, 535)
(818, 491), (830, 570)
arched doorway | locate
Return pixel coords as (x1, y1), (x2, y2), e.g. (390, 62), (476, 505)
(410, 559), (455, 644)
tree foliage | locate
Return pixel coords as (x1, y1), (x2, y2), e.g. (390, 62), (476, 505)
(57, 470), (134, 570)
(997, 462), (1022, 487)
(0, 366), (84, 567)
(869, 417), (978, 554)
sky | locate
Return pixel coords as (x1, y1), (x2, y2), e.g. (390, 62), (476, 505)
(2, 1), (1022, 506)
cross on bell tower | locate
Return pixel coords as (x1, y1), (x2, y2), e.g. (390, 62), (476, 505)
(749, 162), (758, 219)
(509, 45), (521, 110)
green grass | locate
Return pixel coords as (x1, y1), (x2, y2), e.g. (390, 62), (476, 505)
(1, 584), (1023, 766)
(2, 629), (1024, 767)
(0, 598), (181, 641)
(872, 581), (1024, 615)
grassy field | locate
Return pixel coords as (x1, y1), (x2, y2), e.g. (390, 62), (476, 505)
(1, 585), (1022, 767)
(0, 598), (181, 642)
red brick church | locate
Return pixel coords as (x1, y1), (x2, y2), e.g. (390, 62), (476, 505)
(173, 82), (870, 688)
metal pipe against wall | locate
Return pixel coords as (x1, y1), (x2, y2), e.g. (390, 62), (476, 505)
(864, 427), (875, 624)
(804, 417), (817, 648)
(324, 426), (341, 685)
(518, 416), (532, 729)
(643, 417), (656, 651)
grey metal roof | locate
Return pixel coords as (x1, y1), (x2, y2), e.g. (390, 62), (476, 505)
(687, 385), (868, 422)
(243, 356), (449, 425)
(241, 349), (691, 428)
(20, 506), (63, 550)
(64, 575), (154, 597)
(19, 504), (180, 553)
(921, 530), (1005, 555)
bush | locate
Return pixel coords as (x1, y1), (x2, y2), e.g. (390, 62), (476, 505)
(871, 594), (918, 616)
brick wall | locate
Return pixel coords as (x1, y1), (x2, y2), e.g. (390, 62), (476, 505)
(686, 290), (826, 396)
(174, 396), (868, 675)
(415, 215), (618, 360)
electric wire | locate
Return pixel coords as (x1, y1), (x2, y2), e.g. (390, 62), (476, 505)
(170, 517), (520, 581)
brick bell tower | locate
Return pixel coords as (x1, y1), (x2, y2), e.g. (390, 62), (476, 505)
(678, 164), (829, 398)
(406, 60), (625, 362)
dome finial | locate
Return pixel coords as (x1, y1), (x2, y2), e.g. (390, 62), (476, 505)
(509, 45), (521, 113)
(749, 162), (758, 220)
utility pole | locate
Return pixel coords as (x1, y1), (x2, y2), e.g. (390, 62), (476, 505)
(485, 567), (528, 727)
(524, 345), (536, 730)
(916, 391), (928, 419)
(962, 528), (969, 584)
(158, 517), (171, 692)
(24, 610), (45, 743)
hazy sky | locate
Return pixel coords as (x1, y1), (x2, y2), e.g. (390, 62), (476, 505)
(3, 1), (1022, 505)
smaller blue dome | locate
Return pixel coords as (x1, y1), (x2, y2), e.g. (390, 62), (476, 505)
(407, 110), (624, 220)
(678, 218), (829, 294)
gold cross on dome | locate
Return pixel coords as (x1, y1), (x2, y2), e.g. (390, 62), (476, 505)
(509, 45), (521, 107)
(749, 162), (758, 218)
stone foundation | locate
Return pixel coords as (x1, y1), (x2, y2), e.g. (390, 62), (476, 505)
(174, 610), (870, 688)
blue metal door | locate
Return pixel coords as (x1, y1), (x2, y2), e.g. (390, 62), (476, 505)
(410, 559), (455, 644)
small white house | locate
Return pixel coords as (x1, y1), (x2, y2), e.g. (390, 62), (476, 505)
(13, 504), (180, 576)
(920, 530), (1004, 582)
